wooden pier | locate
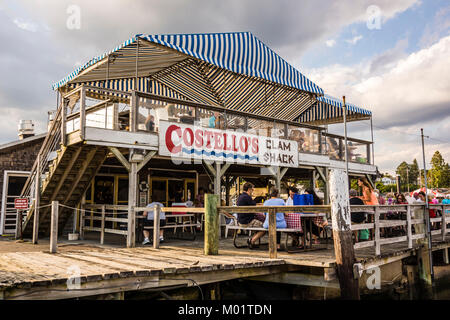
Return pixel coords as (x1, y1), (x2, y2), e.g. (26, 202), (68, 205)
(1, 231), (449, 300)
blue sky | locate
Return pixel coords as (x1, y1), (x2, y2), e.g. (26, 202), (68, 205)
(301, 0), (448, 68)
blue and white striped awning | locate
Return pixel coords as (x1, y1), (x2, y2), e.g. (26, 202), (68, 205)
(297, 94), (372, 125)
(52, 32), (323, 122)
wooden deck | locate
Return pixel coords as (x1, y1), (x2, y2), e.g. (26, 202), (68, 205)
(0, 232), (449, 300)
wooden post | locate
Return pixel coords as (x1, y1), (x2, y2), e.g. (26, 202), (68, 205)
(441, 205), (447, 242)
(79, 196), (85, 240)
(443, 248), (449, 265)
(61, 97), (66, 146)
(329, 168), (360, 300)
(268, 208), (277, 259)
(374, 207), (381, 255)
(50, 201), (59, 254)
(204, 194), (219, 255)
(32, 155), (41, 244)
(80, 87), (86, 140)
(153, 205), (161, 249)
(100, 205), (105, 245)
(15, 210), (22, 240)
(407, 205), (413, 249)
(127, 161), (137, 248)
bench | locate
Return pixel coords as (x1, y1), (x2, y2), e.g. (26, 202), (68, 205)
(223, 213), (327, 253)
(138, 214), (199, 240)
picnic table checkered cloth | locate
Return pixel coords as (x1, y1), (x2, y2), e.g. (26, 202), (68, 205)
(254, 212), (326, 233)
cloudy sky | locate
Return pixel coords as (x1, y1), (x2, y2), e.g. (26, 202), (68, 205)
(0, 0), (449, 174)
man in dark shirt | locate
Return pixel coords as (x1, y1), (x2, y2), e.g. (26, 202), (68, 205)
(237, 182), (265, 247)
(349, 189), (366, 243)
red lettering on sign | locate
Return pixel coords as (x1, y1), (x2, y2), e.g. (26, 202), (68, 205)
(165, 124), (182, 153)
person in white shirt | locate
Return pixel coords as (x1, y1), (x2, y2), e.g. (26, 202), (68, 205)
(285, 186), (298, 206)
(142, 202), (166, 245)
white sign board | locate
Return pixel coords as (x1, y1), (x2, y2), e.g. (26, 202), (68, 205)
(158, 121), (298, 167)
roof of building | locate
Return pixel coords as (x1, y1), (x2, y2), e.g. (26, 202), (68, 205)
(0, 133), (46, 153)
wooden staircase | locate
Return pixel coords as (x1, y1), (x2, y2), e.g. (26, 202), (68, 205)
(22, 143), (108, 237)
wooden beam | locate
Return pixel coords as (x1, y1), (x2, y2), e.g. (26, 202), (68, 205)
(247, 273), (340, 289)
(108, 147), (131, 172)
(204, 194), (219, 255)
(32, 154), (41, 244)
(50, 147), (82, 202)
(100, 205), (105, 245)
(127, 162), (137, 248)
(64, 148), (98, 204)
(329, 168), (360, 300)
(153, 205), (161, 249)
(137, 150), (156, 172)
(219, 163), (231, 178)
(50, 201), (58, 254)
(203, 161), (216, 177)
(268, 208), (277, 259)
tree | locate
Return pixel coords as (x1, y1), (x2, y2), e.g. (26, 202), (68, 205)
(430, 151), (449, 188)
(409, 159), (420, 186)
(396, 161), (409, 191)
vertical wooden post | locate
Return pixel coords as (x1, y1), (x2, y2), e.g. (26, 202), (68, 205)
(61, 95), (67, 146)
(127, 161), (137, 248)
(79, 195), (85, 240)
(268, 208), (277, 259)
(443, 248), (449, 265)
(32, 155), (41, 244)
(15, 210), (22, 240)
(80, 87), (86, 140)
(374, 207), (381, 255)
(441, 205), (447, 242)
(329, 168), (360, 300)
(407, 205), (413, 249)
(50, 201), (59, 254)
(100, 205), (106, 245)
(113, 103), (119, 130)
(130, 91), (137, 132)
(153, 205), (161, 249)
(204, 194), (219, 255)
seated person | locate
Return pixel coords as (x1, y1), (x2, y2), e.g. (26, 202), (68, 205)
(145, 115), (155, 131)
(349, 189), (366, 243)
(263, 187), (287, 250)
(142, 201), (166, 245)
(237, 182), (265, 248)
(285, 186), (304, 247)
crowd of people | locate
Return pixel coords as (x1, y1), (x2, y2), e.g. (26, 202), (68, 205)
(235, 182), (329, 250)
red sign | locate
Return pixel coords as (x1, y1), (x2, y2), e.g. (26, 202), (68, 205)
(14, 198), (29, 210)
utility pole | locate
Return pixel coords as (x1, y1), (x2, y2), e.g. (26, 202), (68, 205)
(420, 128), (434, 285)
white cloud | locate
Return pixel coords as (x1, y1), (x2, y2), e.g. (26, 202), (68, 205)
(306, 35), (450, 172)
(13, 18), (37, 32)
(345, 35), (363, 45)
(325, 39), (336, 47)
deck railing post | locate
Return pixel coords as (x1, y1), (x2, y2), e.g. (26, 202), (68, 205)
(153, 205), (161, 249)
(329, 168), (360, 300)
(80, 86), (86, 140)
(100, 205), (106, 245)
(61, 96), (66, 146)
(32, 155), (41, 245)
(127, 161), (137, 248)
(204, 194), (219, 255)
(15, 210), (23, 240)
(407, 205), (413, 249)
(441, 205), (447, 242)
(374, 206), (380, 255)
(50, 201), (59, 254)
(268, 208), (277, 259)
(79, 195), (85, 240)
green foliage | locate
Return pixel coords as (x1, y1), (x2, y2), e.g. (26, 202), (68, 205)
(430, 151), (450, 188)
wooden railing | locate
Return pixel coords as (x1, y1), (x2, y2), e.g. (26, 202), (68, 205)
(350, 204), (450, 255)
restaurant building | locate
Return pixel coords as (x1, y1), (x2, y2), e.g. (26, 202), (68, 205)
(10, 32), (377, 245)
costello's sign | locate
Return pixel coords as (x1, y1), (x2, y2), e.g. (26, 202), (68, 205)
(159, 121), (298, 167)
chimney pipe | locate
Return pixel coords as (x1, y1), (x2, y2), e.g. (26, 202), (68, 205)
(18, 120), (35, 140)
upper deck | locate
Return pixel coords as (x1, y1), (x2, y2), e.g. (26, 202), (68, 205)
(59, 85), (376, 175)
